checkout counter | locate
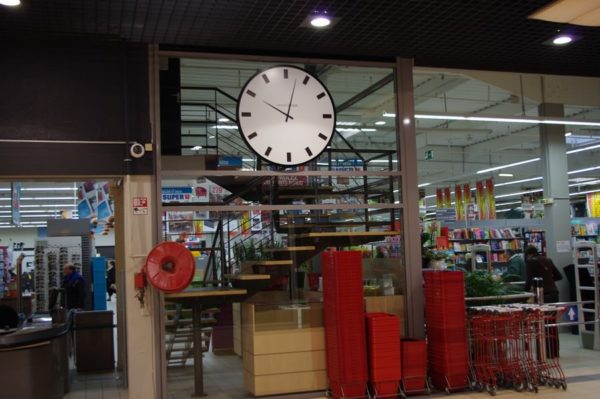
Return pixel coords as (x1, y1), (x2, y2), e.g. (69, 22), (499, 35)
(0, 311), (72, 399)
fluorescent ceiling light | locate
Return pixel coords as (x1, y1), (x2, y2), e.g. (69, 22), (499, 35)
(414, 113), (600, 127)
(337, 128), (361, 132)
(568, 165), (600, 175)
(383, 112), (396, 118)
(375, 121), (386, 125)
(496, 200), (522, 207)
(418, 183), (431, 188)
(361, 128), (377, 132)
(191, 146), (203, 151)
(477, 158), (541, 174)
(552, 35), (573, 45)
(495, 176), (543, 187)
(218, 118), (230, 122)
(498, 173), (514, 177)
(566, 143), (600, 154)
(0, 1), (21, 6)
(20, 204), (77, 208)
(336, 121), (358, 126)
(211, 125), (238, 129)
(570, 189), (600, 196)
(496, 209), (511, 213)
(20, 197), (78, 200)
(569, 179), (600, 187)
(495, 188), (543, 199)
(565, 131), (572, 137)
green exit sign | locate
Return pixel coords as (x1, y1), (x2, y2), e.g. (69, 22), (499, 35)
(424, 150), (434, 160)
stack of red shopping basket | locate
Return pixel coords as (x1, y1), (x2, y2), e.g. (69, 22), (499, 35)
(366, 313), (401, 397)
(322, 251), (368, 398)
(424, 270), (470, 392)
(401, 339), (428, 394)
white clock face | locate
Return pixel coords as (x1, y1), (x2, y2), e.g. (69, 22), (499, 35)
(237, 65), (336, 166)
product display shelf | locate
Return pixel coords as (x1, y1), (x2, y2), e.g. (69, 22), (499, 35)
(572, 242), (600, 350)
(446, 227), (543, 273)
(571, 220), (599, 243)
(0, 246), (9, 298)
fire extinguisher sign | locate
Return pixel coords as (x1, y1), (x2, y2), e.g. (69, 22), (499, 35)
(133, 197), (149, 215)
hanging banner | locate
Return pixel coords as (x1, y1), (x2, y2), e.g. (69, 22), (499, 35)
(587, 192), (600, 217)
(444, 187), (452, 209)
(476, 181), (487, 220)
(436, 188), (443, 209)
(11, 182), (21, 227)
(486, 179), (496, 220)
(455, 184), (464, 221)
(241, 212), (251, 237)
(464, 183), (472, 204)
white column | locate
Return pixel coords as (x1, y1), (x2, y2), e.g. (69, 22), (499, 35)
(539, 103), (570, 300)
(121, 175), (161, 398)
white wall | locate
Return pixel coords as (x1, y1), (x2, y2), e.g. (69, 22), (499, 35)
(0, 227), (39, 249)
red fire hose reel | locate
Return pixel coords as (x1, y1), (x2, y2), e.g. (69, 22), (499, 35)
(143, 242), (195, 293)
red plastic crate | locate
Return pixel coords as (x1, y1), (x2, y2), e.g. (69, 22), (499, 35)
(323, 251), (368, 390)
(329, 380), (367, 398)
(426, 326), (467, 342)
(429, 371), (469, 391)
(370, 381), (399, 396)
(402, 376), (428, 395)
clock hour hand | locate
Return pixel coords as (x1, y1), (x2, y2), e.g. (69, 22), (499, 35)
(285, 79), (297, 123)
(262, 101), (294, 120)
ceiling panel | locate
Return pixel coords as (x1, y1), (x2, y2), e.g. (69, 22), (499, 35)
(2, 0), (600, 76)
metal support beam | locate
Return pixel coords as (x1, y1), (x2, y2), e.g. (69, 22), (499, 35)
(395, 57), (425, 339)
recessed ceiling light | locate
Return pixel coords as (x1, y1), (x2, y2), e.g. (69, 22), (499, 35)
(375, 121), (386, 125)
(310, 12), (331, 28)
(498, 173), (514, 177)
(552, 35), (573, 45)
(565, 131), (572, 137)
(0, 0), (21, 6)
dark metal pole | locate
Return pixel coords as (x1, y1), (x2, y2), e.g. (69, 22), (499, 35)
(192, 303), (206, 397)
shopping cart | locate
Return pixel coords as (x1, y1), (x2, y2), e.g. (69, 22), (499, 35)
(467, 304), (567, 396)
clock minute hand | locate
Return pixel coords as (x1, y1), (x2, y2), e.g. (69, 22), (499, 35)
(262, 101), (294, 120)
(285, 79), (297, 123)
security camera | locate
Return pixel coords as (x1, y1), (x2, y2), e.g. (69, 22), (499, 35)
(130, 142), (146, 159)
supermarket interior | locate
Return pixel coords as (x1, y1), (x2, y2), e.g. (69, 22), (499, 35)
(0, 1), (600, 399)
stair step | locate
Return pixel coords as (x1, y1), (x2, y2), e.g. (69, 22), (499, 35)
(226, 273), (271, 280)
(262, 246), (316, 252)
(249, 260), (293, 266)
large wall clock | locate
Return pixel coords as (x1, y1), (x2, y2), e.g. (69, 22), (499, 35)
(237, 65), (336, 166)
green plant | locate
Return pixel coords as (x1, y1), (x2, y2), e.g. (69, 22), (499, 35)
(461, 269), (523, 298)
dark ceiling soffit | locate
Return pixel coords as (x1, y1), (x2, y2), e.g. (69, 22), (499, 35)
(158, 44), (600, 78)
(158, 44), (397, 65)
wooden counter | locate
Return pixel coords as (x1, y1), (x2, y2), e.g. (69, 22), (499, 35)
(242, 302), (327, 396)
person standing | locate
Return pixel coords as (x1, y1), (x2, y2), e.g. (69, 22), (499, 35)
(504, 249), (527, 282)
(62, 264), (85, 309)
(524, 246), (563, 303)
(106, 260), (116, 301)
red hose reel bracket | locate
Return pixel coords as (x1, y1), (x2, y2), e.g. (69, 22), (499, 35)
(144, 242), (195, 293)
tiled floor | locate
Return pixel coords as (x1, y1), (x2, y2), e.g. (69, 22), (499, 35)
(66, 333), (599, 399)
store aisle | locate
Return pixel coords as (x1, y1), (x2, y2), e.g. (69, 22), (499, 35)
(63, 371), (127, 399)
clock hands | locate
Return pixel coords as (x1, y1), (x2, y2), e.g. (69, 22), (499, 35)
(262, 101), (295, 120)
(285, 79), (297, 123)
